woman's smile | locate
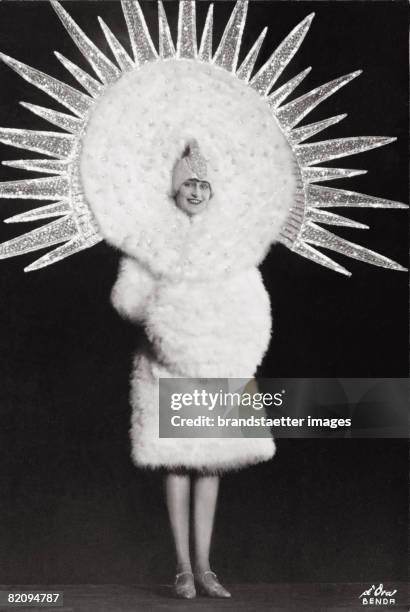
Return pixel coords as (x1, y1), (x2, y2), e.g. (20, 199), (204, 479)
(176, 179), (212, 216)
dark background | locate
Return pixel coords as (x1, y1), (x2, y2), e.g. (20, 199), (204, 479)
(0, 1), (407, 585)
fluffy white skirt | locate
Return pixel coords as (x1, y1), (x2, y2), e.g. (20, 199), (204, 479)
(130, 355), (276, 474)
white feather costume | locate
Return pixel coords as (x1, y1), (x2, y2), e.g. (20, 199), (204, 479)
(81, 61), (297, 472)
(111, 257), (275, 472)
(0, 1), (405, 471)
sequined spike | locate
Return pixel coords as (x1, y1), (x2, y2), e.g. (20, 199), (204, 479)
(5, 201), (71, 223)
(302, 167), (367, 184)
(213, 0), (248, 73)
(290, 239), (350, 276)
(306, 208), (369, 229)
(158, 2), (176, 59)
(0, 53), (92, 118)
(267, 67), (311, 110)
(0, 128), (75, 159)
(51, 1), (120, 84)
(236, 28), (267, 82)
(24, 234), (102, 272)
(289, 114), (347, 144)
(98, 17), (135, 71)
(177, 0), (197, 59)
(301, 223), (407, 271)
(0, 176), (69, 200)
(0, 216), (77, 260)
(306, 184), (408, 209)
(277, 72), (360, 130)
(20, 102), (82, 135)
(198, 3), (214, 63)
(54, 52), (103, 98)
(296, 137), (396, 166)
(250, 13), (314, 96)
(121, 0), (158, 65)
(2, 159), (69, 175)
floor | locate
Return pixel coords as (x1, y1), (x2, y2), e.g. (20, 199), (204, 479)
(0, 583), (407, 612)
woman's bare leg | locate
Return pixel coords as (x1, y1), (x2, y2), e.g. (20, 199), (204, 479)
(164, 473), (192, 572)
(192, 474), (231, 598)
(192, 474), (220, 573)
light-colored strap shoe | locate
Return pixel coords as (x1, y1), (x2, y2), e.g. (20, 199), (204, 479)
(195, 570), (231, 598)
(174, 571), (196, 599)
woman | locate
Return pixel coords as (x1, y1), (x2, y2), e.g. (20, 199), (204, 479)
(110, 140), (276, 599)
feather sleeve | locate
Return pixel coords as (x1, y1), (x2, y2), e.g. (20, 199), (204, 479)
(111, 256), (155, 323)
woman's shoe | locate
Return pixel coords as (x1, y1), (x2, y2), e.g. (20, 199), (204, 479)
(194, 570), (231, 598)
(174, 571), (196, 599)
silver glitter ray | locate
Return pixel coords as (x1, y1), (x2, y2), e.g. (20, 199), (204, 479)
(198, 4), (213, 63)
(0, 0), (406, 274)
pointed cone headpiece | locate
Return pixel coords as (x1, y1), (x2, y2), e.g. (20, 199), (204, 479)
(172, 139), (209, 194)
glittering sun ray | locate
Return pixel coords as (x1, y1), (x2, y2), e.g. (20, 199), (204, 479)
(305, 209), (369, 230)
(289, 114), (347, 144)
(2, 159), (69, 175)
(158, 1), (176, 60)
(5, 201), (71, 224)
(0, 216), (77, 260)
(24, 234), (101, 272)
(0, 176), (69, 200)
(291, 240), (351, 276)
(306, 184), (407, 209)
(51, 0), (120, 84)
(295, 136), (397, 167)
(302, 167), (367, 184)
(237, 28), (267, 83)
(267, 67), (311, 110)
(0, 128), (75, 159)
(277, 71), (361, 130)
(54, 52), (103, 98)
(300, 222), (407, 272)
(177, 0), (197, 59)
(121, 0), (158, 65)
(0, 52), (92, 118)
(19, 102), (83, 135)
(198, 3), (214, 63)
(98, 17), (135, 71)
(251, 13), (315, 96)
(213, 0), (248, 73)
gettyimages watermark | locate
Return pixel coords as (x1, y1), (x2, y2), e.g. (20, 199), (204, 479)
(158, 378), (408, 438)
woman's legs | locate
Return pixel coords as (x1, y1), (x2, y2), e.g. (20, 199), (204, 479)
(164, 471), (229, 597)
(164, 472), (220, 571)
(192, 474), (220, 573)
(164, 473), (192, 572)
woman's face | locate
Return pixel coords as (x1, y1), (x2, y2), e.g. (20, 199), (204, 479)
(176, 179), (212, 216)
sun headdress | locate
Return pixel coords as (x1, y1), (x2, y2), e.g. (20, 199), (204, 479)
(0, 0), (406, 275)
(172, 140), (209, 195)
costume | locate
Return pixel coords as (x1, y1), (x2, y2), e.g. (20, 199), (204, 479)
(0, 1), (406, 473)
(111, 255), (275, 472)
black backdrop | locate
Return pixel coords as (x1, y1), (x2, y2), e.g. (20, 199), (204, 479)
(0, 1), (407, 585)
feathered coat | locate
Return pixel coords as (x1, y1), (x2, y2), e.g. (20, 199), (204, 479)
(80, 59), (298, 472)
(111, 255), (276, 473)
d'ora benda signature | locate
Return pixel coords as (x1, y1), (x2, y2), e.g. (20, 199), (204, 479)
(359, 583), (397, 606)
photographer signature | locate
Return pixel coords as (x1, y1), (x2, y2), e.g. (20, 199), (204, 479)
(359, 584), (397, 599)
